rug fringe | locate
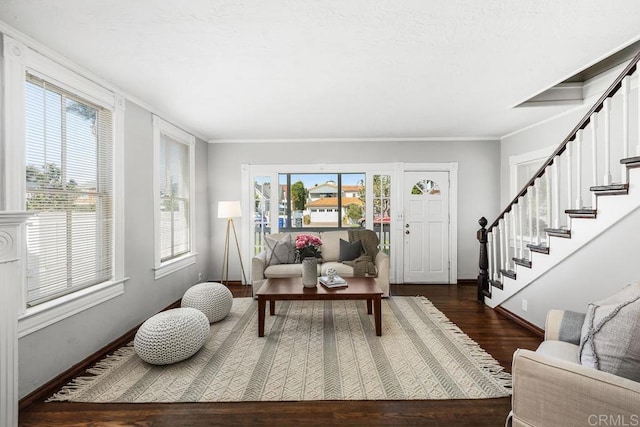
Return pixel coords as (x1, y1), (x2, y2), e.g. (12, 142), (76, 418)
(47, 342), (137, 402)
(414, 296), (513, 391)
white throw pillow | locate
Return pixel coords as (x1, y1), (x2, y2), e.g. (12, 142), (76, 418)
(265, 234), (295, 266)
(579, 281), (640, 382)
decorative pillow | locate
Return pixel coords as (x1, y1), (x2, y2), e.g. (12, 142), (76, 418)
(546, 310), (586, 345)
(319, 230), (347, 262)
(339, 239), (362, 262)
(265, 234), (295, 266)
(579, 281), (640, 382)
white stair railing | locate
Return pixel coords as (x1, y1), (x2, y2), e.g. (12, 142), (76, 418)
(478, 50), (640, 300)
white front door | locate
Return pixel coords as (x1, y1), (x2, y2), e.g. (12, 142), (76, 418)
(403, 171), (450, 283)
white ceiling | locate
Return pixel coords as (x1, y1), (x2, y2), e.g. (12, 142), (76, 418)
(1, 0), (639, 142)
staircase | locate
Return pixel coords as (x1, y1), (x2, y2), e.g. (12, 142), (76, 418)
(478, 49), (640, 309)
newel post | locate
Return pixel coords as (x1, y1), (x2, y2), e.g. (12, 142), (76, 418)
(477, 217), (489, 304)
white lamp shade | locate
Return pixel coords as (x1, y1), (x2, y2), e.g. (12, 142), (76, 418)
(218, 201), (242, 218)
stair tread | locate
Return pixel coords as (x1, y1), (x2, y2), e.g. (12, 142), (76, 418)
(565, 209), (597, 213)
(500, 269), (516, 280)
(545, 227), (571, 238)
(513, 257), (532, 268)
(621, 156), (640, 166)
(489, 279), (503, 290)
(565, 209), (597, 219)
(527, 243), (550, 254)
(590, 183), (629, 195)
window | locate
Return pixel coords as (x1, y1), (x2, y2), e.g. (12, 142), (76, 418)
(253, 176), (271, 254)
(153, 116), (196, 278)
(510, 146), (554, 245)
(278, 173), (365, 229)
(24, 73), (114, 306)
(411, 179), (440, 195)
(371, 174), (391, 254)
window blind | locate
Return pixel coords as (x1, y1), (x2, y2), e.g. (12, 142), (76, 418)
(159, 133), (191, 262)
(25, 73), (114, 307)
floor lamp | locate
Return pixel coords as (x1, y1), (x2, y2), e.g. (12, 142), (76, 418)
(218, 201), (248, 286)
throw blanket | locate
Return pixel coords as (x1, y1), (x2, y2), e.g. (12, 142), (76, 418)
(346, 229), (379, 277)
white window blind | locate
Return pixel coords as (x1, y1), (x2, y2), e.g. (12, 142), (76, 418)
(159, 133), (191, 262)
(25, 73), (114, 307)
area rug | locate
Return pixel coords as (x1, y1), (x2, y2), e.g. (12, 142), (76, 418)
(49, 296), (511, 402)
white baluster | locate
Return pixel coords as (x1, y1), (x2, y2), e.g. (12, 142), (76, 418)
(492, 228), (499, 281)
(566, 141), (573, 225)
(518, 197), (524, 259)
(591, 112), (599, 208)
(499, 218), (506, 276)
(603, 98), (612, 185)
(510, 207), (517, 269)
(621, 76), (630, 182)
(552, 159), (560, 229)
(527, 189), (533, 254)
(637, 74), (640, 156)
(534, 177), (541, 245)
(545, 168), (551, 242)
(488, 231), (494, 281)
(575, 130), (583, 209)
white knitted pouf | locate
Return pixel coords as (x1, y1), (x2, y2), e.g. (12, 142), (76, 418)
(134, 307), (209, 365)
(181, 282), (233, 323)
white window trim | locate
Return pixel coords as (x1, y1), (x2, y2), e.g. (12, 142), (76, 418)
(2, 35), (128, 336)
(152, 115), (196, 280)
(509, 145), (555, 198)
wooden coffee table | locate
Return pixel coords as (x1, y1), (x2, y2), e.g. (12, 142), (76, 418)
(256, 277), (383, 337)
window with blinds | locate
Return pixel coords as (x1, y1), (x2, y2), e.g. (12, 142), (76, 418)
(158, 132), (191, 262)
(25, 73), (114, 307)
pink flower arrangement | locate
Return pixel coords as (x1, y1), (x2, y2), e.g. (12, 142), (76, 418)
(295, 234), (322, 260)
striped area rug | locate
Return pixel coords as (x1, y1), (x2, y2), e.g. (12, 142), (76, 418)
(49, 296), (511, 402)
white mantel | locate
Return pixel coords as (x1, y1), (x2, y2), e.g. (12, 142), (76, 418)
(0, 212), (30, 427)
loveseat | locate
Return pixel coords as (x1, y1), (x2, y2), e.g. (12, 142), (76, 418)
(508, 283), (640, 427)
(251, 229), (390, 297)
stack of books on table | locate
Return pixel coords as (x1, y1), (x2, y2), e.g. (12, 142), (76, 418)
(319, 275), (347, 289)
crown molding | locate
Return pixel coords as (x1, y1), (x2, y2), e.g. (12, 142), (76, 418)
(208, 136), (499, 144)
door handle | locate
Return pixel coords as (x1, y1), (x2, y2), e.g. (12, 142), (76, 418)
(405, 230), (410, 235)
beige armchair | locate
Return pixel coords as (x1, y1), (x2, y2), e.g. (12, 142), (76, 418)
(508, 309), (640, 427)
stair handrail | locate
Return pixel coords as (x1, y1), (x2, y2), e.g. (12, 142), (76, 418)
(488, 49), (640, 232)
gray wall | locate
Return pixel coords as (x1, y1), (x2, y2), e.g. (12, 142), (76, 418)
(18, 100), (211, 398)
(207, 139), (501, 282)
(499, 107), (588, 207)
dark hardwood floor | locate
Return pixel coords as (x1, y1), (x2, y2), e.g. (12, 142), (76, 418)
(19, 284), (542, 427)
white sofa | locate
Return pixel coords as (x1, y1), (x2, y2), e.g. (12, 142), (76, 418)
(251, 230), (390, 297)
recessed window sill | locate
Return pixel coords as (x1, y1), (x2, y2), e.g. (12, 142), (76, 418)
(154, 252), (198, 280)
(18, 278), (129, 338)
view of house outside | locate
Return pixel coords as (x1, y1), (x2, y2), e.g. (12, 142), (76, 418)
(253, 172), (391, 255)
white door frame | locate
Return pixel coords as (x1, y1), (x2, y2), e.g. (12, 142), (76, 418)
(397, 163), (458, 284)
